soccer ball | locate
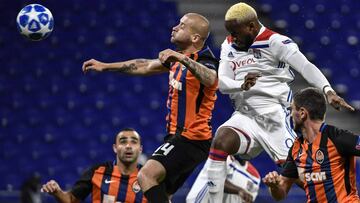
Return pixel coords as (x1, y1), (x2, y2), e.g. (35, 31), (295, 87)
(16, 4), (54, 41)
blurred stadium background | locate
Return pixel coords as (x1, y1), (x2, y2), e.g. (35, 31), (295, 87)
(1, 0), (359, 202)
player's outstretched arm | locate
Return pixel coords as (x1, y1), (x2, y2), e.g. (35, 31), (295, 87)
(158, 49), (217, 87)
(41, 180), (80, 203)
(288, 51), (355, 111)
(262, 171), (295, 201)
(271, 37), (355, 112)
(82, 58), (168, 76)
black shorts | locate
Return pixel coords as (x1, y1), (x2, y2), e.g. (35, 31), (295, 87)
(149, 134), (211, 194)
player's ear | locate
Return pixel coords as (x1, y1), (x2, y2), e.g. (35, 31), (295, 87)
(191, 33), (201, 43)
(299, 107), (307, 120)
(248, 21), (255, 30)
(248, 21), (259, 35)
(112, 144), (117, 153)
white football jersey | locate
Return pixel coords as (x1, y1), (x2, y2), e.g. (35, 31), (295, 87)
(219, 26), (299, 112)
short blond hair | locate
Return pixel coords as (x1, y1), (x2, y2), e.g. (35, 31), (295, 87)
(225, 3), (257, 23)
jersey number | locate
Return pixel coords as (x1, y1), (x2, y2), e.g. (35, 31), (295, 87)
(153, 143), (175, 156)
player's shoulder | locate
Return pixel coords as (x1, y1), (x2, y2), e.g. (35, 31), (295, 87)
(220, 36), (248, 60)
(197, 46), (217, 60)
(265, 29), (296, 47)
(323, 124), (356, 139)
(196, 46), (219, 70)
(89, 161), (114, 173)
(290, 137), (303, 152)
(221, 36), (235, 51)
(254, 27), (278, 43)
(79, 161), (113, 178)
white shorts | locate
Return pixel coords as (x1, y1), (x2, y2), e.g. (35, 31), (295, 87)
(217, 105), (296, 163)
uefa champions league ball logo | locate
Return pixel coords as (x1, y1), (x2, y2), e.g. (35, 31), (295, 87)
(16, 4), (54, 41)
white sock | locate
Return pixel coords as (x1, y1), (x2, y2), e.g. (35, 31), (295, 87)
(206, 158), (226, 203)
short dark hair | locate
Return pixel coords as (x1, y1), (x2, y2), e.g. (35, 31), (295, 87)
(293, 87), (326, 120)
(119, 127), (136, 133)
(115, 127), (141, 143)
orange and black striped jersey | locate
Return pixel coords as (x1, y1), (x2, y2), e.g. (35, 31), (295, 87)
(164, 46), (218, 141)
(282, 123), (360, 203)
(71, 161), (147, 203)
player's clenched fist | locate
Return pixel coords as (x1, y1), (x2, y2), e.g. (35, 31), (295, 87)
(82, 59), (108, 73)
(41, 180), (62, 194)
(241, 72), (261, 91)
(262, 171), (281, 188)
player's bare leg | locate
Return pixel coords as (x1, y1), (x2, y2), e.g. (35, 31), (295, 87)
(207, 127), (240, 203)
(137, 160), (168, 203)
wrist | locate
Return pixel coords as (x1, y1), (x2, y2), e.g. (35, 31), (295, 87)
(323, 85), (335, 95)
(180, 56), (189, 64)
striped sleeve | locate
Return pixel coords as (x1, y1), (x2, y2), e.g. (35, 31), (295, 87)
(70, 166), (95, 201)
(281, 145), (299, 179)
(327, 126), (360, 156)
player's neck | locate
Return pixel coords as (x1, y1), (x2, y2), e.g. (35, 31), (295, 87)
(178, 44), (202, 55)
(301, 120), (323, 144)
(116, 161), (138, 175)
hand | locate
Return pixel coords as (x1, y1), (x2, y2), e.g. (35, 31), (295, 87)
(238, 188), (253, 203)
(241, 72), (262, 91)
(82, 59), (108, 73)
(262, 171), (281, 188)
(326, 90), (355, 111)
(41, 180), (62, 194)
(158, 49), (185, 64)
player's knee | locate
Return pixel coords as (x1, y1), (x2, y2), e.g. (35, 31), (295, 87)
(137, 170), (146, 186)
(138, 160), (166, 186)
(212, 127), (240, 154)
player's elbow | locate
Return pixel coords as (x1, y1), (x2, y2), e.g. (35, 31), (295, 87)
(218, 77), (232, 94)
(272, 195), (286, 201)
(269, 188), (287, 201)
(204, 76), (217, 87)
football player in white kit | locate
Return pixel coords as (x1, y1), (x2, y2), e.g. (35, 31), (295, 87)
(205, 2), (355, 202)
(186, 155), (260, 203)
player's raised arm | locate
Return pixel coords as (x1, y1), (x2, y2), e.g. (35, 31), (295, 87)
(270, 36), (355, 112)
(82, 58), (168, 76)
(158, 48), (217, 87)
(180, 55), (217, 87)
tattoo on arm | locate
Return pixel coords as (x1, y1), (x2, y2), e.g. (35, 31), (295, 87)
(118, 63), (138, 73)
(104, 59), (147, 73)
(181, 57), (216, 86)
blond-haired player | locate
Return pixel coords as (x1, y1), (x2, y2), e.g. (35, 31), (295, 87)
(204, 2), (355, 202)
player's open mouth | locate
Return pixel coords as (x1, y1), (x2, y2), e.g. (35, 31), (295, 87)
(125, 152), (133, 156)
